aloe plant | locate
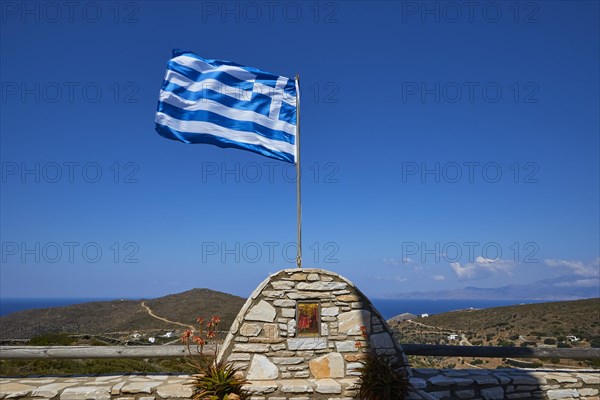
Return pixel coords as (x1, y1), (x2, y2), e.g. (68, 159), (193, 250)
(190, 360), (249, 400)
(355, 325), (409, 400)
(356, 352), (409, 400)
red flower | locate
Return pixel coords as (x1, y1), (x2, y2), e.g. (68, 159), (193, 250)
(192, 336), (205, 346)
(211, 316), (221, 324)
(181, 329), (192, 343)
(355, 341), (363, 349)
(207, 330), (216, 339)
(196, 317), (204, 324)
(359, 325), (368, 338)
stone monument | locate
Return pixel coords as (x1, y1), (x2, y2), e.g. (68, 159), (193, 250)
(216, 268), (411, 399)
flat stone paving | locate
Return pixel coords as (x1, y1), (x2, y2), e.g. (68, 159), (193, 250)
(0, 374), (194, 399)
(1, 368), (599, 399)
(407, 368), (600, 400)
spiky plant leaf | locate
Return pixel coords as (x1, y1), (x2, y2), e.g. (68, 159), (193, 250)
(356, 352), (409, 400)
(190, 360), (249, 400)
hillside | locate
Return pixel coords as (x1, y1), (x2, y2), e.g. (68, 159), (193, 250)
(390, 298), (600, 346)
(409, 298), (598, 344)
(0, 289), (245, 340)
(388, 298), (600, 369)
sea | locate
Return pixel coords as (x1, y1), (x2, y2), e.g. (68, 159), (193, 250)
(0, 297), (546, 319)
(371, 299), (546, 319)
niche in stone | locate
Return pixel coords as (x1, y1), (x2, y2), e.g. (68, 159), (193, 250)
(296, 302), (320, 336)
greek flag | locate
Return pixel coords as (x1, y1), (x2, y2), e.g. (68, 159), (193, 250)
(155, 50), (297, 163)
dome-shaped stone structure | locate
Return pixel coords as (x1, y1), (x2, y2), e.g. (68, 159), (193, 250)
(216, 268), (411, 398)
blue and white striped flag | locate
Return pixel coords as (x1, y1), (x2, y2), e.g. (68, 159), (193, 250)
(155, 50), (297, 164)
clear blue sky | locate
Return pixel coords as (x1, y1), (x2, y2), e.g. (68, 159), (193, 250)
(1, 1), (598, 299)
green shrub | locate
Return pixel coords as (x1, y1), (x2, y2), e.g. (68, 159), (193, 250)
(530, 361), (543, 368)
(497, 340), (515, 347)
(585, 358), (600, 368)
(0, 358), (197, 376)
(29, 333), (75, 346)
(544, 338), (556, 345)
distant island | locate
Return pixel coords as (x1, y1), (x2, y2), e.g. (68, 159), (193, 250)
(389, 276), (600, 300)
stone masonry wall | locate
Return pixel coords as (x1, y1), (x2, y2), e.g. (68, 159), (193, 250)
(215, 268), (409, 399)
(1, 369), (598, 399)
(407, 368), (600, 400)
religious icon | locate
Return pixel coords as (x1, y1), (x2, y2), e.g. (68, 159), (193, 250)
(297, 302), (320, 336)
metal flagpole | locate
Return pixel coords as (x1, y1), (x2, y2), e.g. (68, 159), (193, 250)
(295, 75), (302, 269)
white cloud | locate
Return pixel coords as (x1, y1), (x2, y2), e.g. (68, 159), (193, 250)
(544, 258), (600, 278)
(432, 275), (446, 281)
(383, 257), (416, 266)
(450, 257), (515, 280)
(372, 275), (408, 283)
(382, 258), (401, 267)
